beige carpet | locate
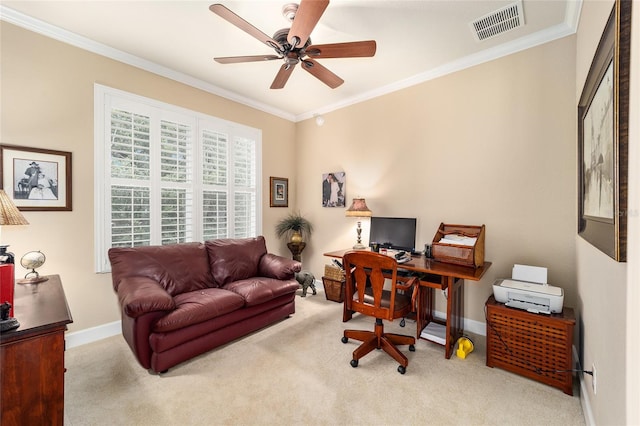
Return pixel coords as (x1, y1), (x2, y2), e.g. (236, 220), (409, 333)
(64, 288), (585, 426)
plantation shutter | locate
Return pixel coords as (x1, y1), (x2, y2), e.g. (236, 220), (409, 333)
(110, 109), (152, 247)
(202, 129), (228, 240)
(95, 85), (261, 273)
(160, 120), (193, 244)
(233, 136), (256, 238)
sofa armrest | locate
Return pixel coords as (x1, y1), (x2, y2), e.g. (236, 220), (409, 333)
(258, 253), (302, 279)
(117, 277), (175, 318)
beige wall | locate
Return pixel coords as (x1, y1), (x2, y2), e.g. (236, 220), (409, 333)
(1, 22), (297, 332)
(296, 35), (578, 324)
(575, 1), (629, 425)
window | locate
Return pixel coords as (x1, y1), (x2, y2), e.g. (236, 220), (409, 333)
(94, 85), (261, 272)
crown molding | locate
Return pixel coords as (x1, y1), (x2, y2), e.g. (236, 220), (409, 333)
(0, 5), (296, 122)
(2, 2), (581, 124)
(295, 8), (581, 122)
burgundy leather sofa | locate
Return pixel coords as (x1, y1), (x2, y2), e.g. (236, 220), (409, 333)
(109, 236), (301, 373)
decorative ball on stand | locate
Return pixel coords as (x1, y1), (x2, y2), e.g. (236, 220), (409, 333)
(18, 251), (49, 284)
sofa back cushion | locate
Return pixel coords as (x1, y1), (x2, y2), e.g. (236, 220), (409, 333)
(206, 236), (267, 287)
(109, 242), (211, 296)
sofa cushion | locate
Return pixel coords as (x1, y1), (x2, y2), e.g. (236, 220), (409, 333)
(206, 237), (267, 287)
(223, 277), (300, 307)
(109, 242), (212, 297)
(152, 288), (246, 333)
(149, 294), (295, 354)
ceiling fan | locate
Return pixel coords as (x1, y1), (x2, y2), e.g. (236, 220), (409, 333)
(209, 1), (376, 89)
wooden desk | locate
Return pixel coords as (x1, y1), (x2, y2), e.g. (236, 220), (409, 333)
(323, 249), (491, 359)
(0, 275), (73, 426)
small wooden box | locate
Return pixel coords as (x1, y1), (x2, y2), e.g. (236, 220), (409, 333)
(485, 296), (575, 395)
(431, 223), (485, 268)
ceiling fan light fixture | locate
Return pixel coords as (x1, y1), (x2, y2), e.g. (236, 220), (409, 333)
(211, 1), (375, 90)
(282, 3), (299, 22)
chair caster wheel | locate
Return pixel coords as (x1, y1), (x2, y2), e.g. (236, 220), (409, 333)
(350, 359), (359, 368)
(409, 344), (415, 352)
(400, 319), (406, 327)
(398, 365), (406, 374)
(341, 336), (348, 344)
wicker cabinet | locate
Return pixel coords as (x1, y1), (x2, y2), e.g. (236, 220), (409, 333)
(485, 295), (575, 395)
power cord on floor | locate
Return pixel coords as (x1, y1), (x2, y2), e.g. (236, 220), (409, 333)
(484, 305), (593, 376)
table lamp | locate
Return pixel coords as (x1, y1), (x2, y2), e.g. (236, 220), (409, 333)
(0, 189), (29, 330)
(345, 198), (372, 250)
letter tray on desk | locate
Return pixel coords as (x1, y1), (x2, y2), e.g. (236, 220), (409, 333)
(431, 223), (485, 268)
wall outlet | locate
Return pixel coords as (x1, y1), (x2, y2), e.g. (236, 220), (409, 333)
(592, 363), (597, 395)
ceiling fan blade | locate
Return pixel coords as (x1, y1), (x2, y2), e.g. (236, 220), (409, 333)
(210, 4), (283, 51)
(270, 64), (296, 89)
(214, 55), (281, 64)
(305, 41), (377, 59)
(301, 59), (343, 89)
(287, 0), (329, 48)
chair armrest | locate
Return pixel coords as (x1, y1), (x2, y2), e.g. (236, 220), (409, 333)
(396, 275), (418, 291)
(396, 276), (420, 311)
(117, 277), (175, 318)
(258, 253), (302, 279)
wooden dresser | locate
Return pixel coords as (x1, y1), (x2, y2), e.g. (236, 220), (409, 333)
(0, 275), (73, 425)
(485, 295), (575, 395)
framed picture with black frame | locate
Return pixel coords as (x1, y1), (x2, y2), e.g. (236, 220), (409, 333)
(577, 0), (631, 262)
(269, 176), (288, 207)
(0, 144), (73, 211)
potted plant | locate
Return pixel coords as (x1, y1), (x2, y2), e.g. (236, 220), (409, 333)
(275, 211), (313, 244)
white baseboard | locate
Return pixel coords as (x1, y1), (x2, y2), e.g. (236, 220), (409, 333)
(574, 345), (595, 426)
(61, 305), (480, 349)
(431, 309), (487, 337)
(65, 320), (121, 349)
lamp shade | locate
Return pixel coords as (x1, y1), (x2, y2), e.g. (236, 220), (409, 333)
(0, 190), (28, 226)
(345, 198), (372, 218)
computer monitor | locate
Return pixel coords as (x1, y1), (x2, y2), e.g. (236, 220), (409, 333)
(369, 217), (417, 252)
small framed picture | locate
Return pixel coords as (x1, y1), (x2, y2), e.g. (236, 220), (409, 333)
(0, 144), (73, 211)
(269, 177), (288, 207)
(322, 172), (345, 207)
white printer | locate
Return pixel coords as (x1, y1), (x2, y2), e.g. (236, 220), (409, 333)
(492, 264), (564, 314)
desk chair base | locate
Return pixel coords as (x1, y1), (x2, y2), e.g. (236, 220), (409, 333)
(342, 318), (415, 374)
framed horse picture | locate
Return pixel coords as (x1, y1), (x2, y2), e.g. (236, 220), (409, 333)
(0, 144), (72, 211)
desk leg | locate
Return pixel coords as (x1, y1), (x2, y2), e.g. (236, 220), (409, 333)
(445, 277), (464, 359)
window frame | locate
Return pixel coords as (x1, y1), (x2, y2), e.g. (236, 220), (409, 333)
(94, 84), (262, 273)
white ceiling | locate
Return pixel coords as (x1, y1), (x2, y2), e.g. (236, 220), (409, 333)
(1, 1), (581, 121)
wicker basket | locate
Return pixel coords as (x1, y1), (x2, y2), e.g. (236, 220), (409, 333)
(322, 277), (345, 303)
(324, 264), (345, 281)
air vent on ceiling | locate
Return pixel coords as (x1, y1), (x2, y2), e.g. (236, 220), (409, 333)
(470, 1), (525, 42)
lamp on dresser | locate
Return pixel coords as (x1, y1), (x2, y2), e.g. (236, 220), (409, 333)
(345, 197), (372, 250)
(0, 189), (29, 331)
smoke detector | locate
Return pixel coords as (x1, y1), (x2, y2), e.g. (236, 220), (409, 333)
(470, 1), (525, 42)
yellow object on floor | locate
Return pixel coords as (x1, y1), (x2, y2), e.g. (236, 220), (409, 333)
(456, 337), (474, 359)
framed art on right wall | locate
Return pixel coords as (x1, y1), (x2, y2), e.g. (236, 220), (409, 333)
(577, 0), (631, 262)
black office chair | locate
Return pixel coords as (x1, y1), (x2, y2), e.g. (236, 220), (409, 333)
(340, 250), (419, 374)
